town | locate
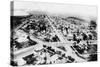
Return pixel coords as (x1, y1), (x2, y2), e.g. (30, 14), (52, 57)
(11, 13), (97, 66)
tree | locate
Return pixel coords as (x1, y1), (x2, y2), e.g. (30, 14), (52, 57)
(89, 20), (97, 30)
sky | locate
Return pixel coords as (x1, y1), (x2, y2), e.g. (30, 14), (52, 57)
(13, 1), (97, 18)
